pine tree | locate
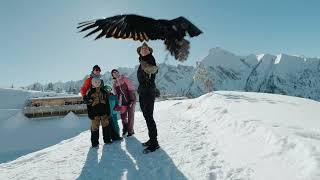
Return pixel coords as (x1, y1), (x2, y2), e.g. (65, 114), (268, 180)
(72, 88), (78, 94)
(46, 82), (54, 91)
(31, 82), (42, 91)
(67, 87), (73, 94)
(56, 88), (62, 93)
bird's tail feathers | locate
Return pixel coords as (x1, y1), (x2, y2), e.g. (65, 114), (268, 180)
(165, 39), (190, 62)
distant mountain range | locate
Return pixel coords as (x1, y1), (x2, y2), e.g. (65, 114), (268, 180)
(26, 47), (320, 101)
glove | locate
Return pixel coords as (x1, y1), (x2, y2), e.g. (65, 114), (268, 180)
(114, 105), (121, 111)
(140, 60), (158, 74)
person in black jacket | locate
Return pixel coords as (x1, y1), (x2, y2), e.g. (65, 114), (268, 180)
(137, 43), (160, 153)
(86, 77), (112, 148)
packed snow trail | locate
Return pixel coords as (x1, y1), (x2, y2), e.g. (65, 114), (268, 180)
(1, 91), (320, 180)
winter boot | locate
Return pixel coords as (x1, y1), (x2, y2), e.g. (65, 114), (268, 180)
(142, 140), (151, 147)
(143, 144), (160, 154)
(143, 140), (160, 154)
(110, 122), (123, 141)
(110, 125), (118, 140)
(113, 136), (123, 141)
(91, 130), (99, 147)
(127, 132), (135, 137)
(122, 123), (128, 136)
(102, 126), (112, 144)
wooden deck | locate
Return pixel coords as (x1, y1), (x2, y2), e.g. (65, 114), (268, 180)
(24, 96), (87, 118)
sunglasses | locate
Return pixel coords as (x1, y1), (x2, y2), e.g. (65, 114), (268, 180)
(94, 69), (101, 72)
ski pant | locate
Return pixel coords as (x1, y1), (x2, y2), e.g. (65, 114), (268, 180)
(90, 115), (111, 146)
(139, 90), (158, 145)
(120, 103), (136, 134)
(110, 113), (121, 139)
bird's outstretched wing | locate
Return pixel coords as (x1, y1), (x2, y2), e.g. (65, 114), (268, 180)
(170, 16), (202, 37)
(77, 14), (202, 41)
(77, 14), (202, 61)
(78, 14), (165, 41)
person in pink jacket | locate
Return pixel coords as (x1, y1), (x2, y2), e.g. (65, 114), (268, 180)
(111, 69), (136, 137)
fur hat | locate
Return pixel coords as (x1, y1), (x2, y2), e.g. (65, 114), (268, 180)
(137, 42), (153, 55)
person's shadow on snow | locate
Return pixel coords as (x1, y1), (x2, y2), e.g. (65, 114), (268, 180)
(77, 137), (187, 180)
(77, 147), (99, 180)
(125, 137), (188, 180)
(77, 141), (138, 180)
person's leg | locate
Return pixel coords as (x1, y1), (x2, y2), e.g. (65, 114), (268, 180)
(91, 117), (100, 147)
(109, 113), (122, 140)
(109, 116), (117, 140)
(121, 111), (128, 136)
(101, 115), (112, 143)
(112, 113), (121, 137)
(127, 103), (136, 136)
(140, 93), (158, 146)
(140, 94), (149, 146)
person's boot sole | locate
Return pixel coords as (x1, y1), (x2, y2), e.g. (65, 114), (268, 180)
(142, 145), (160, 154)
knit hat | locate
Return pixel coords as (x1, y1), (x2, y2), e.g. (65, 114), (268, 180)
(91, 77), (102, 88)
(137, 42), (153, 55)
(92, 65), (101, 72)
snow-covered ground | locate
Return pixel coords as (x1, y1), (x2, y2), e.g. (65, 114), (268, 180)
(1, 89), (320, 180)
(0, 88), (90, 163)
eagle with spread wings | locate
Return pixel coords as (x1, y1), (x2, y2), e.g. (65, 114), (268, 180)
(77, 14), (202, 61)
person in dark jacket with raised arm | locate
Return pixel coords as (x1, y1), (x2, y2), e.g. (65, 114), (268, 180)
(137, 42), (160, 154)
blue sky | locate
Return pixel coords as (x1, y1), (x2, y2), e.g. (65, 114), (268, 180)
(0, 0), (319, 87)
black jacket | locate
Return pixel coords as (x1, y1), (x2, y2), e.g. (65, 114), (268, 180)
(137, 54), (157, 94)
(87, 87), (110, 120)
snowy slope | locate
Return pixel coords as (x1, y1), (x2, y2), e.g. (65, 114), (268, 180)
(1, 91), (320, 180)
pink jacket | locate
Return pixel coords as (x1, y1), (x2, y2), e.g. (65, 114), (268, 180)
(113, 75), (136, 106)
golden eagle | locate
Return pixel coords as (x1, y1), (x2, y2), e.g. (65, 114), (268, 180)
(77, 14), (202, 61)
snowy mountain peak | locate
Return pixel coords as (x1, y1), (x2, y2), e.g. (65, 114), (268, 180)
(275, 54), (283, 64)
(256, 54), (265, 61)
(209, 47), (234, 56)
(258, 54), (276, 62)
(274, 53), (309, 66)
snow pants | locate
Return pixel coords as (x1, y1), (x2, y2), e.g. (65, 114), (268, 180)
(120, 103), (136, 134)
(90, 115), (111, 146)
(139, 90), (158, 145)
